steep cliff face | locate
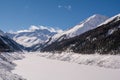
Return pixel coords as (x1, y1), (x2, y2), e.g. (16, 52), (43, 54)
(42, 14), (120, 54)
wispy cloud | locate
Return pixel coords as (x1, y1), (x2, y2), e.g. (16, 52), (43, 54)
(58, 5), (72, 10)
(58, 5), (62, 8)
(65, 5), (71, 10)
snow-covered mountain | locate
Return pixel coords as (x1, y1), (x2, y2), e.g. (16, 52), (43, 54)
(0, 29), (22, 52)
(0, 29), (4, 36)
(42, 14), (120, 54)
(7, 26), (63, 47)
(46, 14), (108, 45)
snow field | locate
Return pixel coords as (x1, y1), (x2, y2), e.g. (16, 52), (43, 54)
(12, 52), (120, 80)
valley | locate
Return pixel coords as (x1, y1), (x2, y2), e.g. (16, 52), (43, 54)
(0, 13), (120, 80)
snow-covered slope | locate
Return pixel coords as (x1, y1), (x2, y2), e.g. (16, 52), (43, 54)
(0, 30), (4, 36)
(0, 29), (22, 52)
(42, 13), (120, 54)
(46, 14), (108, 45)
(0, 52), (25, 80)
(7, 26), (63, 47)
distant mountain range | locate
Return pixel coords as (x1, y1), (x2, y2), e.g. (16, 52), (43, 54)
(7, 26), (63, 48)
(2, 13), (120, 54)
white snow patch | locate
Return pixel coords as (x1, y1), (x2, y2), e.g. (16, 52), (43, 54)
(108, 28), (117, 35)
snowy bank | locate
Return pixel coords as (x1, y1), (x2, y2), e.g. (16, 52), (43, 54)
(0, 52), (25, 80)
(37, 52), (120, 69)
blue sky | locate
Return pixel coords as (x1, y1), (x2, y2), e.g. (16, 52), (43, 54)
(0, 0), (120, 32)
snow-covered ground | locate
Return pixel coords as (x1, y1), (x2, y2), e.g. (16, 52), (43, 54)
(12, 52), (120, 80)
(0, 52), (25, 80)
(38, 52), (120, 69)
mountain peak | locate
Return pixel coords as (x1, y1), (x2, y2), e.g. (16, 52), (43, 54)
(46, 14), (108, 45)
(29, 26), (39, 31)
(42, 14), (120, 54)
(0, 29), (5, 36)
(83, 14), (108, 23)
(66, 14), (108, 37)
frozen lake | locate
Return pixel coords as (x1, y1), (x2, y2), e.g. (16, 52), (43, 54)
(12, 53), (120, 80)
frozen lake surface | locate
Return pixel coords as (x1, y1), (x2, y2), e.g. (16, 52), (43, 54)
(12, 53), (120, 80)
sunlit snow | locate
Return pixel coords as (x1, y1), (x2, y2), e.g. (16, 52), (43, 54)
(12, 53), (120, 80)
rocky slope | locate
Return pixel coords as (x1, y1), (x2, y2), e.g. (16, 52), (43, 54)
(0, 30), (22, 52)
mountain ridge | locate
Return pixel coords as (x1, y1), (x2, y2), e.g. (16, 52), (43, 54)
(44, 14), (108, 46)
(0, 30), (23, 52)
(41, 14), (120, 54)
